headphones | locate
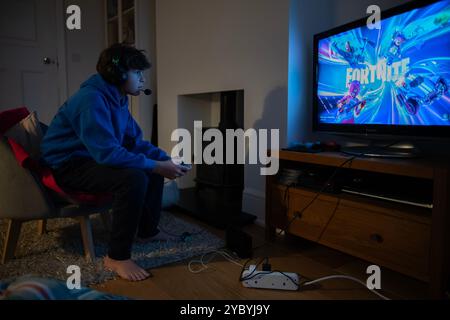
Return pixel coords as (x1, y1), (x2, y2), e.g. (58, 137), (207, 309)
(110, 56), (128, 84)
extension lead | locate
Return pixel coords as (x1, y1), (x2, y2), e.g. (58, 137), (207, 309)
(188, 252), (391, 300)
(239, 258), (391, 300)
(241, 268), (390, 300)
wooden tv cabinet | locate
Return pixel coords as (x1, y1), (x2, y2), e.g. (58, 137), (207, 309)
(265, 150), (450, 298)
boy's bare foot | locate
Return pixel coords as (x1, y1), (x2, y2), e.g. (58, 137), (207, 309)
(103, 256), (152, 281)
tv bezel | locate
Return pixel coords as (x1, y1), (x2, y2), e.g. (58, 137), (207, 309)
(312, 0), (450, 139)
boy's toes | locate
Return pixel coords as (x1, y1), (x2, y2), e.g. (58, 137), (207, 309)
(103, 256), (152, 282)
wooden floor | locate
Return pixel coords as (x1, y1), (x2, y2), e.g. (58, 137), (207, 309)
(91, 208), (429, 300)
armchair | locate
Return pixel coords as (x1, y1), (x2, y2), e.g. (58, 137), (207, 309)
(0, 107), (112, 264)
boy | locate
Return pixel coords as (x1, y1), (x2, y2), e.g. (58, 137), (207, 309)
(40, 44), (187, 281)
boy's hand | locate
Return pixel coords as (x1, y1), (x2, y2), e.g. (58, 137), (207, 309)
(153, 160), (186, 180)
(178, 162), (192, 173)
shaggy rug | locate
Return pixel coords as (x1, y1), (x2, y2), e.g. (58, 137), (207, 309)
(0, 211), (225, 286)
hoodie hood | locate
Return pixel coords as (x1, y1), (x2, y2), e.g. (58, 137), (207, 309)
(41, 72), (168, 171)
(80, 74), (128, 108)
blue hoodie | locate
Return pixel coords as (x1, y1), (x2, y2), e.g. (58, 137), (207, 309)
(41, 74), (169, 170)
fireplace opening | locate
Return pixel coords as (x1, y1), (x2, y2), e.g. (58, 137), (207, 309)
(176, 90), (256, 229)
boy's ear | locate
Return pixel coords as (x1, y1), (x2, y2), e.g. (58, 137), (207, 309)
(121, 71), (128, 83)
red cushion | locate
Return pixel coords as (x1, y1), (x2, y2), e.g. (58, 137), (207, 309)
(1, 107), (111, 206)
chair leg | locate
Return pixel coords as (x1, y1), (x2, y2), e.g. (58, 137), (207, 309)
(78, 216), (95, 263)
(37, 219), (47, 235)
(1, 219), (22, 264)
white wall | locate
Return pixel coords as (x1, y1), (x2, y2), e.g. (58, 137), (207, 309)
(63, 0), (105, 97)
(333, 0), (411, 26)
(134, 0), (157, 141)
(287, 0), (336, 145)
(156, 0), (290, 223)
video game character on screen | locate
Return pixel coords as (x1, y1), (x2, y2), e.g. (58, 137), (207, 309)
(335, 80), (367, 123)
(395, 72), (449, 116)
(434, 12), (450, 28)
(384, 31), (407, 66)
(330, 38), (374, 67)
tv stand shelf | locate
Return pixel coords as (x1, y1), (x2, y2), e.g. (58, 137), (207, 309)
(265, 150), (450, 298)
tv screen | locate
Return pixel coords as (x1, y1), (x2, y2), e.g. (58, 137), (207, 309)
(313, 0), (450, 137)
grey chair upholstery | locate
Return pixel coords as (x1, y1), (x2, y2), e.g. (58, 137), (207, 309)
(0, 136), (112, 264)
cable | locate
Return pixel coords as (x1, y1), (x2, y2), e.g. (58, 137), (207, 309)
(312, 140), (401, 242)
(283, 183), (293, 205)
(245, 144), (397, 299)
(238, 257), (299, 289)
(316, 197), (341, 243)
(277, 140), (400, 238)
(238, 257), (267, 281)
(238, 259), (390, 300)
(187, 142), (400, 297)
(188, 250), (243, 274)
(237, 258), (390, 300)
(280, 155), (357, 236)
(251, 155), (357, 252)
(302, 274), (391, 300)
(188, 249), (244, 274)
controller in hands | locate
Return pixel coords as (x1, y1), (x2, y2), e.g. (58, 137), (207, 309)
(178, 162), (192, 173)
(171, 157), (192, 177)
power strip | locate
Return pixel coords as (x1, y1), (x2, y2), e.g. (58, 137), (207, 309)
(241, 265), (299, 291)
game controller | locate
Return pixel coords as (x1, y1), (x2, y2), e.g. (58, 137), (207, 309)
(179, 162), (192, 171)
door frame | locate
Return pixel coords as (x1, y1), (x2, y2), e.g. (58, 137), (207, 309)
(55, 0), (68, 105)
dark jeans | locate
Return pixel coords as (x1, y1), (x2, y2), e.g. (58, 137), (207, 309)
(52, 157), (164, 260)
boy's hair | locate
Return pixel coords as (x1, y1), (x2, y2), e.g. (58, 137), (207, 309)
(96, 43), (151, 85)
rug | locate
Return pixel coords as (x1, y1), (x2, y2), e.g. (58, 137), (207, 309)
(0, 211), (225, 286)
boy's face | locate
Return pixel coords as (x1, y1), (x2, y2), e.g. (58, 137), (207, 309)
(122, 69), (146, 96)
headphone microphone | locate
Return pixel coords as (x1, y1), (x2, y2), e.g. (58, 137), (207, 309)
(142, 89), (152, 95)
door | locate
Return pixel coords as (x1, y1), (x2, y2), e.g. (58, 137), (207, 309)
(0, 0), (60, 124)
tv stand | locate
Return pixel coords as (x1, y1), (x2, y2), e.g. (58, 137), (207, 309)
(266, 150), (450, 298)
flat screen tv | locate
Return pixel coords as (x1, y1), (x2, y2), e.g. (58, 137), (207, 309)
(313, 0), (450, 155)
